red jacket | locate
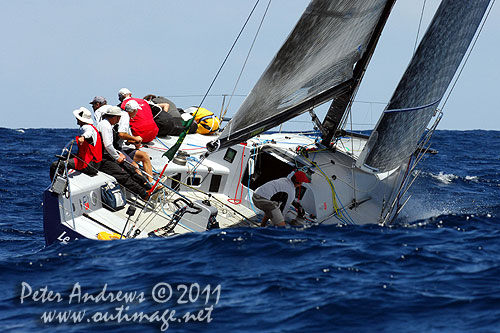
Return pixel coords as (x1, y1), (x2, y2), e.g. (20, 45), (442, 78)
(74, 124), (102, 169)
(121, 97), (159, 142)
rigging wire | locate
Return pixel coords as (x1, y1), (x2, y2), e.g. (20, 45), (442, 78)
(196, 0), (262, 110)
(413, 0), (427, 54)
(440, 0), (495, 110)
(220, 0), (272, 121)
(169, 94), (247, 98)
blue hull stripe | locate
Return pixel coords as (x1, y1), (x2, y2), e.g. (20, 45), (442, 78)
(43, 190), (84, 246)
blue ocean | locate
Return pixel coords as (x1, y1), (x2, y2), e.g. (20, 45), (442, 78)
(0, 128), (499, 332)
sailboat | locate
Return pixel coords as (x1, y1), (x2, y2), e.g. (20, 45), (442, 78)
(43, 0), (492, 245)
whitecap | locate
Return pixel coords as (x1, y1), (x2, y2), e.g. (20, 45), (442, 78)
(16, 129), (25, 133)
(398, 197), (453, 223)
(465, 175), (479, 182)
(289, 239), (307, 244)
(431, 172), (458, 184)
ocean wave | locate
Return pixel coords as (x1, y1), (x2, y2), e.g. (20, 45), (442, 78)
(465, 175), (479, 182)
(1, 129), (500, 332)
(430, 172), (458, 184)
(422, 171), (484, 185)
(0, 228), (36, 236)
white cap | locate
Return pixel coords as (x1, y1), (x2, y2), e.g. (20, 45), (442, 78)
(72, 107), (93, 124)
(118, 88), (132, 101)
(124, 100), (142, 112)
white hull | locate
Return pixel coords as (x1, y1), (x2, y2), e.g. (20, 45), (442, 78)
(44, 132), (408, 245)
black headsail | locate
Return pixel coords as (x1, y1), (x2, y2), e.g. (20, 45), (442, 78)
(210, 0), (394, 151)
(357, 0), (491, 172)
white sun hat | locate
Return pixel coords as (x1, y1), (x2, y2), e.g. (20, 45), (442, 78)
(105, 106), (123, 117)
(72, 107), (93, 124)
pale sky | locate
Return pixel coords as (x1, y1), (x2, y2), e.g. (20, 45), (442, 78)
(1, 0), (498, 130)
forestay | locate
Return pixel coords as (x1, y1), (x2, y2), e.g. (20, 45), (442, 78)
(214, 0), (392, 150)
(357, 0), (491, 172)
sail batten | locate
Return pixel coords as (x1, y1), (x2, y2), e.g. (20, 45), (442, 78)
(357, 0), (491, 172)
(214, 0), (393, 150)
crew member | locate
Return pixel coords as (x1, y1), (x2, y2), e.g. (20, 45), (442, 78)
(183, 107), (220, 135)
(143, 94), (188, 136)
(98, 106), (152, 200)
(89, 96), (111, 123)
(118, 88), (158, 142)
(117, 100), (154, 183)
(252, 171), (310, 227)
(50, 107), (102, 179)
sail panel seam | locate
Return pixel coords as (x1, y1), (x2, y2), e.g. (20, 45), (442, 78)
(383, 99), (440, 113)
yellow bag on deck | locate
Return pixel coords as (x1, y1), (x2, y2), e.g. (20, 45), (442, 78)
(97, 232), (123, 240)
(193, 108), (220, 135)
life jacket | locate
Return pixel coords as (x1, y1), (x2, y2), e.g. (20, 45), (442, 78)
(193, 107), (220, 135)
(121, 97), (159, 142)
(74, 124), (103, 170)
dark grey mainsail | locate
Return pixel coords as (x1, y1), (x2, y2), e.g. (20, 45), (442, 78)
(212, 0), (393, 150)
(357, 0), (491, 172)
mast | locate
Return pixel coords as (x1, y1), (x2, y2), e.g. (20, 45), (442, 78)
(321, 0), (396, 146)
